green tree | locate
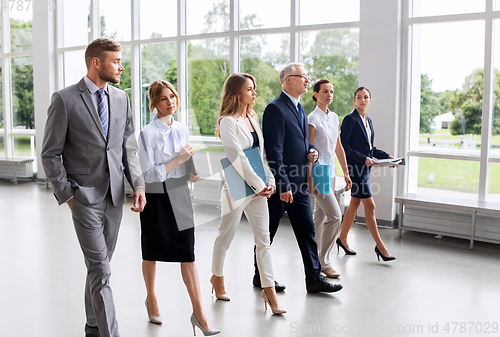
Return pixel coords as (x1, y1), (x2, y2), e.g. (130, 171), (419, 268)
(438, 89), (455, 113)
(419, 74), (441, 133)
(301, 29), (359, 120)
(11, 18), (33, 129)
(141, 34), (177, 85)
(188, 42), (229, 135)
(449, 68), (484, 136)
(239, 14), (282, 120)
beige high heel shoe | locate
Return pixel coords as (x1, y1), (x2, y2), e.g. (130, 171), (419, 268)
(210, 275), (230, 301)
(145, 299), (162, 324)
(190, 313), (220, 336)
(261, 289), (286, 315)
(321, 267), (340, 278)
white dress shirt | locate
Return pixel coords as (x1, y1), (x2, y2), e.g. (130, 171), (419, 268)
(138, 116), (189, 183)
(361, 114), (373, 150)
(307, 105), (339, 177)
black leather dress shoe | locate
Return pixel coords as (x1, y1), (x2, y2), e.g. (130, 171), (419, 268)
(252, 276), (286, 292)
(85, 323), (100, 337)
(306, 279), (343, 293)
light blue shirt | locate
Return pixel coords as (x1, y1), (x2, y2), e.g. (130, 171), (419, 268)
(83, 76), (109, 116)
(282, 90), (299, 111)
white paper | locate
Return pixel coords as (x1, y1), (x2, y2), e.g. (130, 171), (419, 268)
(374, 157), (405, 166)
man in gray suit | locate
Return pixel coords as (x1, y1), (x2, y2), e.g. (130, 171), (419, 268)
(41, 38), (146, 337)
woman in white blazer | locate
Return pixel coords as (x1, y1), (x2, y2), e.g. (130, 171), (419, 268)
(211, 73), (285, 315)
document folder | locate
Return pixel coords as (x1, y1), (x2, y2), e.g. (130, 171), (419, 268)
(220, 146), (268, 201)
(311, 163), (331, 194)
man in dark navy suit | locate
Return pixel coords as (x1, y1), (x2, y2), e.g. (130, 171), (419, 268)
(253, 63), (343, 294)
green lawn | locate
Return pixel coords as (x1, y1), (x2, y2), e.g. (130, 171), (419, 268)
(421, 129), (500, 146)
(417, 157), (480, 193)
(4, 136), (33, 157)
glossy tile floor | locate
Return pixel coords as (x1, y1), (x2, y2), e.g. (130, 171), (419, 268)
(2, 180), (500, 337)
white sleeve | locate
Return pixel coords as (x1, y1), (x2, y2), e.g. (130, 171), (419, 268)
(138, 130), (167, 183)
(308, 113), (317, 128)
(220, 117), (267, 194)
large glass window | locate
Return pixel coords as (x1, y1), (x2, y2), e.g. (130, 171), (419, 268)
(300, 0), (359, 26)
(411, 0), (485, 17)
(140, 43), (177, 127)
(12, 56), (34, 129)
(410, 21), (485, 153)
(240, 33), (289, 118)
(61, 0), (90, 47)
(51, 0), (361, 167)
(239, 0), (290, 30)
(186, 0), (229, 35)
(140, 0), (177, 39)
(406, 2), (499, 202)
(187, 38), (229, 136)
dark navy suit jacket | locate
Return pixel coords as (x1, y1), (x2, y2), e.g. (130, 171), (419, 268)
(340, 108), (390, 180)
(262, 92), (316, 194)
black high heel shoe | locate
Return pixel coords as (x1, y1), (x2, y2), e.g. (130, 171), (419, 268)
(336, 238), (357, 255)
(375, 246), (396, 262)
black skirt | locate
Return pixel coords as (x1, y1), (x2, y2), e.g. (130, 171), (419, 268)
(140, 182), (195, 262)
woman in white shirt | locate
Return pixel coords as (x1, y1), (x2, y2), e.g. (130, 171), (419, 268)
(138, 80), (219, 335)
(308, 80), (352, 278)
(211, 73), (285, 315)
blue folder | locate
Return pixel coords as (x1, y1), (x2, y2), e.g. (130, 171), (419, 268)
(311, 163), (331, 194)
(220, 146), (268, 201)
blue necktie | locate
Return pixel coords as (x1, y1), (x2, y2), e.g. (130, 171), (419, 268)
(297, 102), (305, 131)
(96, 89), (109, 138)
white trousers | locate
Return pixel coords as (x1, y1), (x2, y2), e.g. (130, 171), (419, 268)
(212, 187), (274, 288)
(313, 178), (342, 271)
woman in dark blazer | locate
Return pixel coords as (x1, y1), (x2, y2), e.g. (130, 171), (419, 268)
(337, 87), (396, 262)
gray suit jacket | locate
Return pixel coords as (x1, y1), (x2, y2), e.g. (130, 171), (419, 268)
(41, 77), (144, 206)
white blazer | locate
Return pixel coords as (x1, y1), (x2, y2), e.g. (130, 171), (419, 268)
(219, 115), (275, 207)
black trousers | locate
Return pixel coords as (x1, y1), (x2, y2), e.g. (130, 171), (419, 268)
(254, 191), (322, 286)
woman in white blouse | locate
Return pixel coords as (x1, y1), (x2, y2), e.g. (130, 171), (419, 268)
(211, 73), (285, 315)
(138, 80), (219, 335)
(307, 80), (352, 278)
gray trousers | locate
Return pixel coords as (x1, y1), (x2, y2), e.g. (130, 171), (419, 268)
(313, 178), (342, 271)
(72, 193), (122, 337)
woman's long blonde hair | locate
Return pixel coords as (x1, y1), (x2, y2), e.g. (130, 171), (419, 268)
(148, 79), (180, 113)
(215, 73), (258, 138)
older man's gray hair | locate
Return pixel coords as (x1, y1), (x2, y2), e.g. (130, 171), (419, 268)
(278, 62), (305, 84)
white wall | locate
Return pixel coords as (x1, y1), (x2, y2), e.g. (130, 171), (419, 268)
(357, 0), (402, 223)
(33, 2), (56, 180)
